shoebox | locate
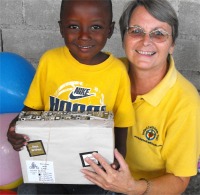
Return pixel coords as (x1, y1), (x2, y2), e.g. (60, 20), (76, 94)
(16, 111), (114, 184)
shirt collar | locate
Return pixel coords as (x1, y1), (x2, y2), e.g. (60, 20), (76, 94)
(140, 55), (177, 107)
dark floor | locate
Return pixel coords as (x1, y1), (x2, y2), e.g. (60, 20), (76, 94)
(16, 173), (200, 194)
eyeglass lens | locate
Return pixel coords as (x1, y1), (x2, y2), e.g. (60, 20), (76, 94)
(127, 27), (169, 43)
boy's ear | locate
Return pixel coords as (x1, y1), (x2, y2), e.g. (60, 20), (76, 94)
(107, 21), (115, 39)
(58, 21), (64, 38)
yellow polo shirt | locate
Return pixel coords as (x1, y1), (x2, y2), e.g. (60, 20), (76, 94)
(122, 56), (200, 179)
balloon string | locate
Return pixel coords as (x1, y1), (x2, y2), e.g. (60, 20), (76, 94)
(42, 128), (51, 184)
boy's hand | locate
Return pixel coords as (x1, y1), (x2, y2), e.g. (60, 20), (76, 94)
(111, 158), (120, 170)
(7, 106), (35, 151)
(7, 123), (29, 151)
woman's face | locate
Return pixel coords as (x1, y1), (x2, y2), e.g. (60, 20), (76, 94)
(123, 6), (175, 71)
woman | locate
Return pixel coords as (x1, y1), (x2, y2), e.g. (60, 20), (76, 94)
(81, 0), (200, 194)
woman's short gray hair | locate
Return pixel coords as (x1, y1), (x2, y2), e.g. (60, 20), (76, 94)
(119, 0), (179, 43)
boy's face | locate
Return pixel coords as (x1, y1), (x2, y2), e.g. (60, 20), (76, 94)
(59, 0), (114, 65)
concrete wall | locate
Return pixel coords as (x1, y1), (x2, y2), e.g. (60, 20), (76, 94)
(0, 0), (200, 92)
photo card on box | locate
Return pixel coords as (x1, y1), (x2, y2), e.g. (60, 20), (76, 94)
(79, 151), (100, 167)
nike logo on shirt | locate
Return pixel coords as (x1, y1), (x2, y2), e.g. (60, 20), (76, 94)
(69, 87), (94, 100)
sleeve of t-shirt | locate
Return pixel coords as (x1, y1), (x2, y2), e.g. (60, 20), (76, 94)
(24, 54), (47, 110)
(113, 67), (135, 128)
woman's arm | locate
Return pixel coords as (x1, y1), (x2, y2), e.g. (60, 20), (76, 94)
(149, 174), (190, 195)
(81, 149), (190, 195)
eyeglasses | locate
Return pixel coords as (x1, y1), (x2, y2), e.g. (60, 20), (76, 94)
(126, 26), (171, 43)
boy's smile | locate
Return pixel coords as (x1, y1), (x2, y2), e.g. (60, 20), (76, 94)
(59, 0), (114, 65)
(77, 45), (94, 52)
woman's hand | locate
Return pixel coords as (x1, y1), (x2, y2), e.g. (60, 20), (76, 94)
(81, 149), (137, 194)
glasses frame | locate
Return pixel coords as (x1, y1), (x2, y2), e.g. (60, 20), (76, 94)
(126, 25), (172, 43)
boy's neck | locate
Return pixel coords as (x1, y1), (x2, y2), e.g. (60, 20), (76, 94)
(70, 50), (110, 65)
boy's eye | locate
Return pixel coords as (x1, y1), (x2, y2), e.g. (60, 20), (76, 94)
(64, 24), (103, 32)
(67, 25), (79, 30)
(90, 25), (103, 31)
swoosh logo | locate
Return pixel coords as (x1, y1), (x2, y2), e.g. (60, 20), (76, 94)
(69, 92), (94, 100)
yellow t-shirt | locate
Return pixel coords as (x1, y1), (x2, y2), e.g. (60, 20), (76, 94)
(123, 56), (200, 179)
(24, 47), (135, 127)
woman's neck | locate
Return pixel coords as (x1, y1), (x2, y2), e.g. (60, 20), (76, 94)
(129, 64), (168, 101)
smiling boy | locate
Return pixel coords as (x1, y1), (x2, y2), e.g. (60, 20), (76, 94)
(7, 0), (134, 194)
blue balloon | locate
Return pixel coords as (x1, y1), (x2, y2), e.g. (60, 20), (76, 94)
(0, 52), (35, 113)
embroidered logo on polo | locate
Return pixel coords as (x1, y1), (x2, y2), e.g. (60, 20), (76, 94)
(144, 126), (158, 141)
(134, 126), (162, 147)
(49, 81), (106, 112)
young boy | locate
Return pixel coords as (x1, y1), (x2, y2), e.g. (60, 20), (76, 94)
(7, 0), (134, 194)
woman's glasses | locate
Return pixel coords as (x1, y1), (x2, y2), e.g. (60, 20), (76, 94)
(126, 26), (171, 43)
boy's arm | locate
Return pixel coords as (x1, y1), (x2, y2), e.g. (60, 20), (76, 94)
(113, 127), (128, 169)
(7, 106), (39, 151)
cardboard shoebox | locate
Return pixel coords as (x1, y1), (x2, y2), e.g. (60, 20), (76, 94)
(16, 111), (114, 184)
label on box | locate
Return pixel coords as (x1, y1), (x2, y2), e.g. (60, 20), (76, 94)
(26, 140), (46, 157)
(26, 160), (55, 183)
